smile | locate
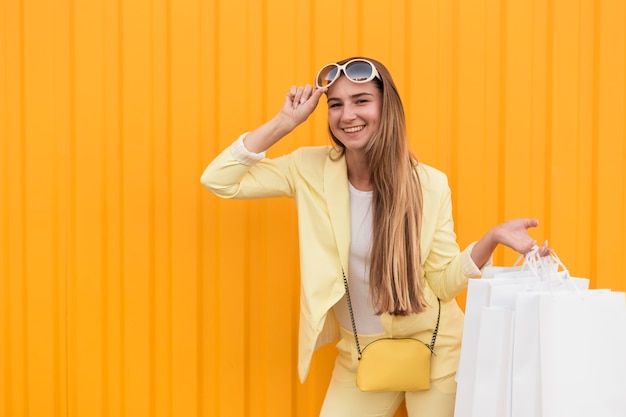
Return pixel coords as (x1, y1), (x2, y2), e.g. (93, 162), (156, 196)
(343, 125), (365, 133)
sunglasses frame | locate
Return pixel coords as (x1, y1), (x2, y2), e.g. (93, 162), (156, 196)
(315, 59), (381, 89)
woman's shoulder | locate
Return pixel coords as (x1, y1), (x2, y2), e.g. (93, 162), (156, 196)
(417, 162), (448, 181)
(288, 145), (343, 169)
(291, 145), (334, 159)
(415, 162), (450, 191)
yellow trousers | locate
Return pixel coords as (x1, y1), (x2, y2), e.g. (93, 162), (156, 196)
(319, 326), (457, 417)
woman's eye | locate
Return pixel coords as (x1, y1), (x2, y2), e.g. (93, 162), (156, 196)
(329, 103), (343, 108)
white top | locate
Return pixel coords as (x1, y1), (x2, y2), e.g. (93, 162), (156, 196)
(333, 182), (384, 335)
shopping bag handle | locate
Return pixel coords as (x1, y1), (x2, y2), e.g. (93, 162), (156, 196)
(513, 246), (583, 296)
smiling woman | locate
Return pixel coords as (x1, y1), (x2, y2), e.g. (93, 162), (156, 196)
(200, 56), (549, 417)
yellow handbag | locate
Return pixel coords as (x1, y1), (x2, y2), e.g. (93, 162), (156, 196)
(342, 270), (441, 392)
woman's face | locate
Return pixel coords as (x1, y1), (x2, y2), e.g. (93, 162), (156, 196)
(326, 75), (382, 154)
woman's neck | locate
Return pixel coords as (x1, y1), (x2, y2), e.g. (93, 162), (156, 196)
(346, 151), (372, 191)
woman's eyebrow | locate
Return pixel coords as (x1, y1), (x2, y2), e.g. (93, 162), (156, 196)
(327, 92), (374, 103)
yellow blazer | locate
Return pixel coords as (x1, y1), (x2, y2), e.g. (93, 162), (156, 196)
(201, 136), (481, 382)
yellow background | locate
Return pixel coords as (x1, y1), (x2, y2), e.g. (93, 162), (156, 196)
(1, 0), (625, 416)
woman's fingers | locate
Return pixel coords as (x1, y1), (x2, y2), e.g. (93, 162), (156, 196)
(291, 84), (316, 109)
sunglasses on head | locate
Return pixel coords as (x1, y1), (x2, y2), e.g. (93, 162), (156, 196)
(315, 59), (381, 89)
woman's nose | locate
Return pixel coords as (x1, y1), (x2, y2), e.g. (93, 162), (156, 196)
(341, 105), (356, 121)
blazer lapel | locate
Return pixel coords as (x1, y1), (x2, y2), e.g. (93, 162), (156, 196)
(324, 154), (351, 272)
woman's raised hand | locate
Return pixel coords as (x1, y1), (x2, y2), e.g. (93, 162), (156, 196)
(277, 84), (327, 129)
(240, 84), (328, 154)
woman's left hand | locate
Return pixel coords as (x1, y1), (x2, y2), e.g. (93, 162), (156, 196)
(471, 218), (551, 269)
(491, 218), (550, 256)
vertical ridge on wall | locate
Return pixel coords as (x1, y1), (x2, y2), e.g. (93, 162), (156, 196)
(437, 0), (453, 180)
(596, 0), (625, 288)
(589, 0), (602, 286)
(112, 13), (125, 409)
(1, 0), (12, 414)
(480, 0), (502, 259)
(575, 0), (594, 278)
(19, 26), (27, 412)
(496, 0), (508, 260)
(244, 3), (261, 416)
(100, 0), (111, 413)
(55, 0), (71, 413)
(195, 1), (208, 416)
(119, 0), (126, 407)
(535, 0), (552, 262)
(550, 0), (581, 273)
(101, 0), (110, 409)
(0, 1), (5, 412)
(3, 2), (28, 415)
(199, 0), (218, 414)
(148, 0), (159, 413)
(542, 2), (555, 249)
(18, 0), (27, 410)
(67, 0), (77, 410)
(0, 0), (8, 403)
(504, 0), (528, 230)
(450, 0), (459, 212)
(243, 7), (255, 416)
(99, 0), (116, 413)
(201, 0), (220, 415)
(147, 0), (156, 412)
(403, 0), (412, 122)
(589, 0), (601, 283)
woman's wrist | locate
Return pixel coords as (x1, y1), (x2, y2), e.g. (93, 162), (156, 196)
(471, 227), (499, 269)
(243, 114), (295, 154)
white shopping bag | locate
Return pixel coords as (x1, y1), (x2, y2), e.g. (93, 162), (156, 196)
(455, 279), (492, 417)
(470, 307), (515, 417)
(538, 290), (626, 417)
(511, 291), (542, 417)
(511, 279), (591, 417)
(456, 274), (537, 417)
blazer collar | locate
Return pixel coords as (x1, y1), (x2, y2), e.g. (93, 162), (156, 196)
(324, 153), (351, 272)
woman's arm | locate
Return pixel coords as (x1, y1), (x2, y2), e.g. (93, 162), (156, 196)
(200, 85), (326, 198)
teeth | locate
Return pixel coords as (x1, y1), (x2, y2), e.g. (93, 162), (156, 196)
(344, 126), (364, 133)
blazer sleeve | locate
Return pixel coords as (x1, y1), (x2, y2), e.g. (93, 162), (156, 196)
(200, 135), (297, 199)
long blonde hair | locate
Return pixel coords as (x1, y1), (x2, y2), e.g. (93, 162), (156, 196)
(328, 57), (425, 315)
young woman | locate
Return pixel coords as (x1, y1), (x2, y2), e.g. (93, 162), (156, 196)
(201, 57), (549, 417)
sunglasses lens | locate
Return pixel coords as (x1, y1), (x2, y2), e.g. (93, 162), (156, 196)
(317, 65), (339, 87)
(345, 61), (374, 82)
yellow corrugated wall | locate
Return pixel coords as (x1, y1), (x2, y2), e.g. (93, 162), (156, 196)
(1, 0), (624, 416)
